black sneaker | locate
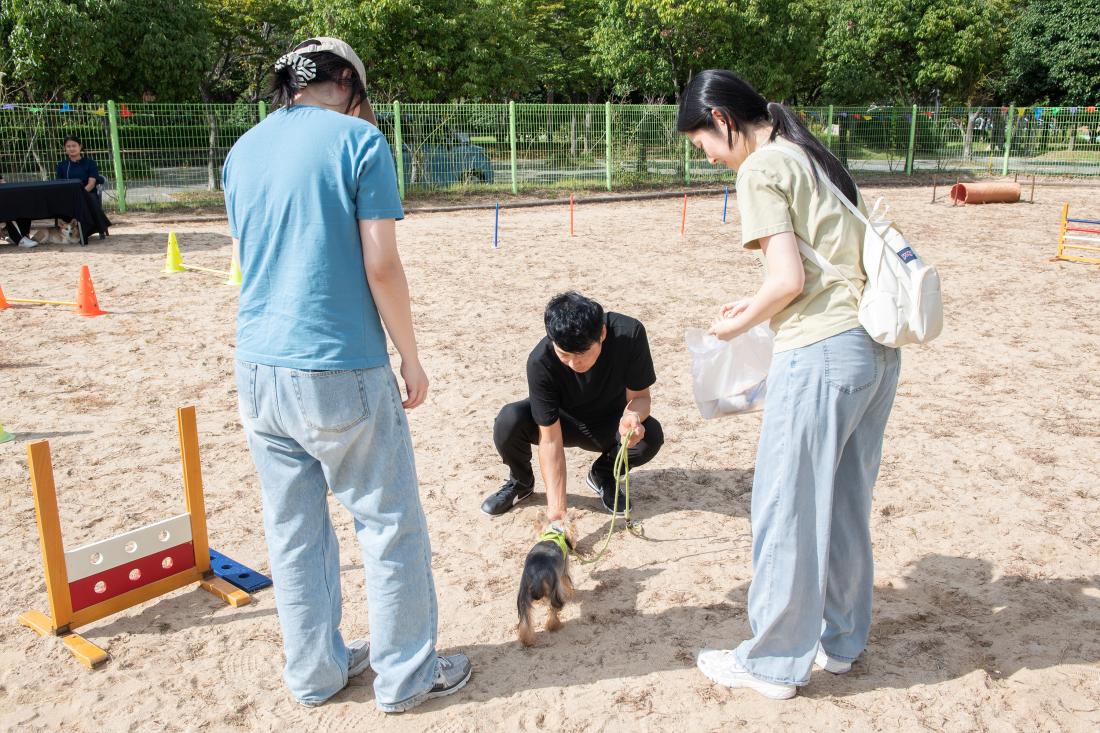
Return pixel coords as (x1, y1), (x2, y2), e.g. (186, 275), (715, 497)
(480, 478), (534, 516)
(586, 467), (629, 516)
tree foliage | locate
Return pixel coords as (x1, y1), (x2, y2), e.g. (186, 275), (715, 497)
(1001, 0), (1100, 104)
(0, 0), (1096, 104)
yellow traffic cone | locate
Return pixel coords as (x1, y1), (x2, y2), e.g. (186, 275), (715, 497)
(225, 257), (242, 287)
(164, 232), (186, 273)
(0, 422), (13, 444)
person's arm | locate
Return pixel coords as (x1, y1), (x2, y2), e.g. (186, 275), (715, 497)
(55, 160), (65, 180)
(359, 217), (427, 409)
(710, 231), (805, 341)
(539, 421), (568, 521)
(86, 159), (102, 190)
(619, 387), (651, 448)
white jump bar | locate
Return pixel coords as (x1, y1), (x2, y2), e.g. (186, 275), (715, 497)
(64, 513), (194, 582)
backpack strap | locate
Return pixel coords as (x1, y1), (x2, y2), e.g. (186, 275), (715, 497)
(767, 144), (871, 227)
(762, 144), (864, 299)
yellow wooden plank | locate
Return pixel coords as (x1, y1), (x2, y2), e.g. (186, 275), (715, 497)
(177, 407), (211, 574)
(69, 567), (203, 629)
(27, 441), (74, 630)
(61, 633), (109, 669)
(199, 576), (252, 608)
(19, 609), (58, 637)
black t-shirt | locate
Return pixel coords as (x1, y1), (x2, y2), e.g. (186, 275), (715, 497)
(527, 312), (656, 426)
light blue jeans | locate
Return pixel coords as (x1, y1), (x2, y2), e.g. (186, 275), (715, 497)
(734, 328), (900, 685)
(235, 361), (439, 707)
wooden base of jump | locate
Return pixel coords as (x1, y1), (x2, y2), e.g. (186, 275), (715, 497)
(18, 406), (250, 668)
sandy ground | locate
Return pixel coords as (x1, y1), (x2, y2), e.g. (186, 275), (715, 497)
(1, 183), (1099, 732)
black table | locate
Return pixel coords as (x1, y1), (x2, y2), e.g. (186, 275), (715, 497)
(0, 179), (85, 224)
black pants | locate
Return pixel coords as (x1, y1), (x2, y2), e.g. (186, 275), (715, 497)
(4, 218), (31, 242)
(493, 399), (664, 487)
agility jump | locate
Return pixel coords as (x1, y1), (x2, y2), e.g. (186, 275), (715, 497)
(19, 406), (251, 668)
(1055, 203), (1100, 265)
(164, 232), (242, 286)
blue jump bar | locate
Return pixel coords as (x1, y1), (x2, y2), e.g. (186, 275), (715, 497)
(1068, 218), (1100, 226)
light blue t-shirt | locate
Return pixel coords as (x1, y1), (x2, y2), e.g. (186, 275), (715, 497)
(223, 105), (404, 370)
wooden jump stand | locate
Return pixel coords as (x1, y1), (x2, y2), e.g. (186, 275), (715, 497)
(19, 406), (250, 668)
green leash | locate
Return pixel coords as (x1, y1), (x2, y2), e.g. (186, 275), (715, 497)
(577, 430), (644, 565)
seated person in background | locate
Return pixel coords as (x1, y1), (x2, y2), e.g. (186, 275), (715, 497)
(481, 291), (664, 519)
(55, 134), (111, 241)
(0, 172), (37, 248)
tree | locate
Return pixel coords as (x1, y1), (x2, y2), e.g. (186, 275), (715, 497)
(821, 0), (1013, 105)
(1002, 0), (1100, 104)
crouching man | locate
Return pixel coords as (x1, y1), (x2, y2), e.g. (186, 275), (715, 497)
(481, 291), (664, 519)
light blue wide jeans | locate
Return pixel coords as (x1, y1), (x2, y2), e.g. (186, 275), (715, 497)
(734, 328), (900, 686)
(235, 361), (439, 708)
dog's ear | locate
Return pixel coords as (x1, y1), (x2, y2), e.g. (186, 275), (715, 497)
(563, 509), (579, 543)
(531, 509), (548, 534)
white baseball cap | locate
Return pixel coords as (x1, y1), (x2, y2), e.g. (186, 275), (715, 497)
(292, 37), (367, 91)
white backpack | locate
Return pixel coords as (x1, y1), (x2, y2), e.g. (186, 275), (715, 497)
(771, 146), (943, 348)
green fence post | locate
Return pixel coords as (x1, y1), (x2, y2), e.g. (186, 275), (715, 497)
(393, 101), (405, 200)
(684, 136), (691, 184)
(106, 100), (127, 213)
(826, 105), (834, 151)
(905, 104), (917, 176)
(605, 102), (612, 191)
(508, 100), (518, 195)
(1001, 105), (1015, 176)
(257, 101), (267, 122)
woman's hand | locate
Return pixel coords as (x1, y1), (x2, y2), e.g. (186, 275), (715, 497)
(400, 358), (429, 409)
(718, 299), (751, 320)
(85, 177), (96, 192)
(709, 317), (747, 341)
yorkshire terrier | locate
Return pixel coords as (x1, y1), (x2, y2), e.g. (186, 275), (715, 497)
(517, 511), (576, 646)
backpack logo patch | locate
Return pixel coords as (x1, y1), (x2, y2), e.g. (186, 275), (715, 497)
(896, 246), (917, 263)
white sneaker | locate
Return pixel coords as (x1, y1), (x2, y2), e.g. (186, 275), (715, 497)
(696, 649), (796, 700)
(814, 647), (852, 674)
(18, 237), (37, 248)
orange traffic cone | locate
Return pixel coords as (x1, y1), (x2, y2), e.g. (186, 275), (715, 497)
(75, 266), (107, 317)
(0, 283), (9, 310)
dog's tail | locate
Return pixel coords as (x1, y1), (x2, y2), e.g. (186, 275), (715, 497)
(517, 571), (556, 647)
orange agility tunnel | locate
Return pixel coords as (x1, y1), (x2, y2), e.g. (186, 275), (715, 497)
(949, 182), (1021, 205)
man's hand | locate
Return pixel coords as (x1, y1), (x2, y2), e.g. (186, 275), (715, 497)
(399, 358), (428, 409)
(619, 410), (644, 448)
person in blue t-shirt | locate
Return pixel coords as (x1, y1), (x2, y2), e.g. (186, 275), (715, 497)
(222, 37), (470, 713)
(55, 134), (111, 242)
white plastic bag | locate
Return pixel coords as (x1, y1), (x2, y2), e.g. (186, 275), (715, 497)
(685, 324), (774, 418)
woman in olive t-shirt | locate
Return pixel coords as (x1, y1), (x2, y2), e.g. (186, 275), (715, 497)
(676, 69), (901, 700)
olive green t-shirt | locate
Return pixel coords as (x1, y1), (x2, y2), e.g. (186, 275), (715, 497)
(736, 138), (866, 353)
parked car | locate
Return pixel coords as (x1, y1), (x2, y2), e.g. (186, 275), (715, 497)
(375, 112), (494, 187)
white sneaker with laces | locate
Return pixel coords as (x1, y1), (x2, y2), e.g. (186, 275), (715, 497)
(814, 647), (852, 674)
(696, 649), (796, 700)
(18, 237), (37, 248)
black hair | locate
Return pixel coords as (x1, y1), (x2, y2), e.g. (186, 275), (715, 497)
(270, 48), (366, 114)
(63, 134), (82, 147)
(544, 291), (605, 353)
(677, 69), (857, 205)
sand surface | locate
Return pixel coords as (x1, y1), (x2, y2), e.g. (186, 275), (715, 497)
(1, 184), (1099, 732)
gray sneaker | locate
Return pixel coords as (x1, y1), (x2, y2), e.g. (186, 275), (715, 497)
(378, 653), (472, 714)
(347, 638), (371, 678)
(296, 639), (371, 708)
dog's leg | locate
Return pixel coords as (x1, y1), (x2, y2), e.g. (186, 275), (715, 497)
(545, 606), (562, 632)
(562, 572), (575, 599)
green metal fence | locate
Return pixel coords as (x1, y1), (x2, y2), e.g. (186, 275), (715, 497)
(2, 101), (1098, 210)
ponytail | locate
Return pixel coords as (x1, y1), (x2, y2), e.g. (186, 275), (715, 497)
(765, 101), (857, 206)
(678, 70), (857, 206)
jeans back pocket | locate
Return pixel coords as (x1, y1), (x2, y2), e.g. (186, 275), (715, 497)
(823, 329), (881, 394)
(234, 361), (259, 419)
(291, 369), (370, 432)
